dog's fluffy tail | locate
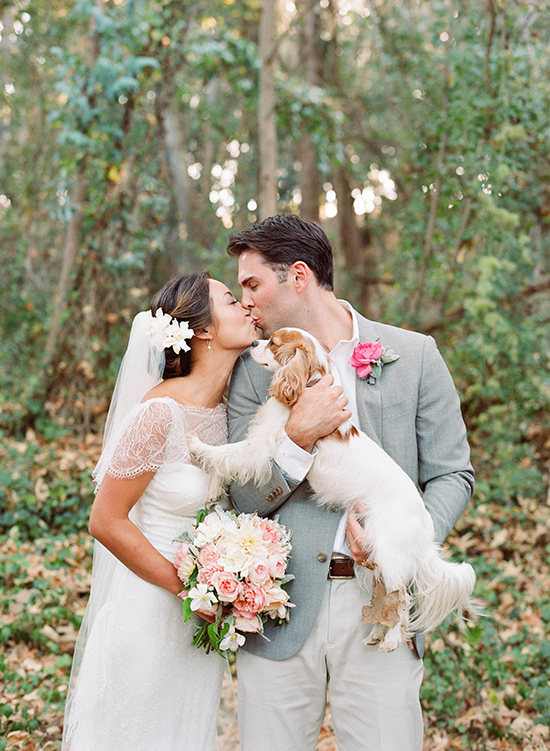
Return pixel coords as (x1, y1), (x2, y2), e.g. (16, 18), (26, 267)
(408, 554), (477, 634)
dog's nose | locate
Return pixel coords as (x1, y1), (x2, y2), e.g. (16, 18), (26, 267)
(251, 340), (259, 348)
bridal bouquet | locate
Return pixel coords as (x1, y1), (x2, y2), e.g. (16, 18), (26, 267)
(174, 507), (295, 656)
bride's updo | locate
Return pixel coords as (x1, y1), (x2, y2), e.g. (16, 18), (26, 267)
(150, 271), (212, 379)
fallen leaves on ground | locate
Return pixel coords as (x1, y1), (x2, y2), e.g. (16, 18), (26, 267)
(1, 435), (549, 750)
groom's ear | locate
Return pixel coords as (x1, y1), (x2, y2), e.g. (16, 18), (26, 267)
(269, 349), (310, 408)
(288, 261), (310, 293)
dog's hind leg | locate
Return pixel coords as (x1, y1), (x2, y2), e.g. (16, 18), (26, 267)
(363, 623), (384, 646)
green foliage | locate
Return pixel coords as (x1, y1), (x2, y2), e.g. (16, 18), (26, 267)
(0, 10), (549, 740)
(421, 495), (550, 743)
(0, 533), (92, 742)
(0, 430), (96, 539)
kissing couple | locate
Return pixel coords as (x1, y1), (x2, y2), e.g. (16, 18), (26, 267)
(63, 214), (473, 751)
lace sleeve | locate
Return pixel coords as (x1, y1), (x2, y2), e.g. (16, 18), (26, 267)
(95, 400), (173, 484)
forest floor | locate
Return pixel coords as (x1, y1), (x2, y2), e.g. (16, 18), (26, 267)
(1, 433), (550, 750)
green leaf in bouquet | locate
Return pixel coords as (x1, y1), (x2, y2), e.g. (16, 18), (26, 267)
(213, 504), (238, 521)
(192, 622), (208, 648)
(195, 508), (209, 525)
(182, 597), (193, 622)
(279, 574), (295, 585)
(187, 566), (199, 588)
(173, 529), (193, 543)
(207, 621), (227, 657)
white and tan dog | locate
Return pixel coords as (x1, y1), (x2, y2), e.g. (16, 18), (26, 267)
(188, 328), (476, 651)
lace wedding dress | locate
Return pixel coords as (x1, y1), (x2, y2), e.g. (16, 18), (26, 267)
(63, 398), (228, 751)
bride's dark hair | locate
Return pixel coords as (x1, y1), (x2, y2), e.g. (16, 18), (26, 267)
(150, 271), (212, 379)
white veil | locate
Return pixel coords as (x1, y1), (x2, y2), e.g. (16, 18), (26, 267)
(93, 311), (166, 485)
(63, 311), (165, 749)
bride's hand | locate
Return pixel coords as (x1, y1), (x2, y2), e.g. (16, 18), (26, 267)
(176, 590), (218, 624)
(196, 609), (217, 624)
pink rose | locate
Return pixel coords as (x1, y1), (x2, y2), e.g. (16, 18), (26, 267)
(263, 583), (293, 620)
(198, 543), (220, 568)
(233, 583), (266, 614)
(348, 341), (385, 379)
(196, 543), (222, 584)
(248, 559), (271, 586)
(173, 542), (195, 584)
(210, 571), (242, 603)
(258, 521), (279, 544)
(233, 610), (263, 633)
(197, 564), (223, 585)
(174, 541), (190, 567)
(267, 556), (286, 579)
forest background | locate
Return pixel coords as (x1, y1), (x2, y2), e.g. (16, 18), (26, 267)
(1, 0), (550, 749)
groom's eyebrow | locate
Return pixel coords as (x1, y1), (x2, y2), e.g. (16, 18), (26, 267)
(239, 274), (255, 287)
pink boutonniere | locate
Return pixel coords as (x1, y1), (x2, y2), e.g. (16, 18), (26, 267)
(349, 341), (399, 384)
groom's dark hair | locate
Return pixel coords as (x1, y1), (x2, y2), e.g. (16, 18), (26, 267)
(227, 214), (334, 291)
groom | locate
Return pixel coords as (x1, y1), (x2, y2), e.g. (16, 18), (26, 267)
(226, 214), (474, 751)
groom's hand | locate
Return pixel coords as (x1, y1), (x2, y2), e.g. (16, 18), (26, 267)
(285, 374), (351, 453)
(346, 508), (373, 568)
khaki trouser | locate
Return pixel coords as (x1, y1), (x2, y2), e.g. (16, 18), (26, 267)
(237, 578), (424, 751)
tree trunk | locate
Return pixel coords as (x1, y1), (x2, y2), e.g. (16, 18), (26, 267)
(163, 104), (191, 233)
(258, 0), (278, 219)
(327, 1), (375, 317)
(297, 0), (322, 220)
(333, 166), (375, 318)
(42, 4), (102, 368)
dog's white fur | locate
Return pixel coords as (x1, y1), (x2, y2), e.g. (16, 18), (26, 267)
(188, 327), (476, 652)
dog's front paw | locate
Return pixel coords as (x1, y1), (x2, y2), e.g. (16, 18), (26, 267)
(187, 433), (210, 464)
(186, 432), (201, 453)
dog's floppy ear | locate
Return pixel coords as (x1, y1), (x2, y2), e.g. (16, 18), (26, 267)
(269, 348), (312, 408)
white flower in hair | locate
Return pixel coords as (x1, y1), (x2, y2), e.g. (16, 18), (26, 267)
(164, 318), (194, 354)
(148, 308), (174, 352)
(147, 308), (194, 354)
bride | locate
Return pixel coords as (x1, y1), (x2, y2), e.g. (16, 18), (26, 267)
(62, 272), (258, 750)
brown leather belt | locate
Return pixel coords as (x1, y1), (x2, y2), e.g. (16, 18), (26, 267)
(328, 556), (355, 579)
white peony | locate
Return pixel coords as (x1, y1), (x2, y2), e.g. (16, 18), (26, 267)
(219, 518), (269, 577)
(194, 513), (225, 547)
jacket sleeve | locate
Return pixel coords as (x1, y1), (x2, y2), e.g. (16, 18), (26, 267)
(416, 335), (475, 544)
(226, 353), (300, 517)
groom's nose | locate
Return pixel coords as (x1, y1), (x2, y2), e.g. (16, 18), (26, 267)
(240, 289), (253, 309)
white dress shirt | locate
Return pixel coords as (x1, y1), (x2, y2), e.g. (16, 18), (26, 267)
(273, 301), (360, 555)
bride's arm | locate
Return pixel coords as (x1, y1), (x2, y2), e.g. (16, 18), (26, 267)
(89, 473), (183, 596)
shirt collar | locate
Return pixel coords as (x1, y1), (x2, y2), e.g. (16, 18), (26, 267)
(329, 300), (359, 356)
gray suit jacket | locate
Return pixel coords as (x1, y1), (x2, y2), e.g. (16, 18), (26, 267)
(227, 313), (474, 660)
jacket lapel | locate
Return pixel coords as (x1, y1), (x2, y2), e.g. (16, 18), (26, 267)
(354, 315), (383, 445)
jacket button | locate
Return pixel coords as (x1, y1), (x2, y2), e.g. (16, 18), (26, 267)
(317, 553), (327, 563)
